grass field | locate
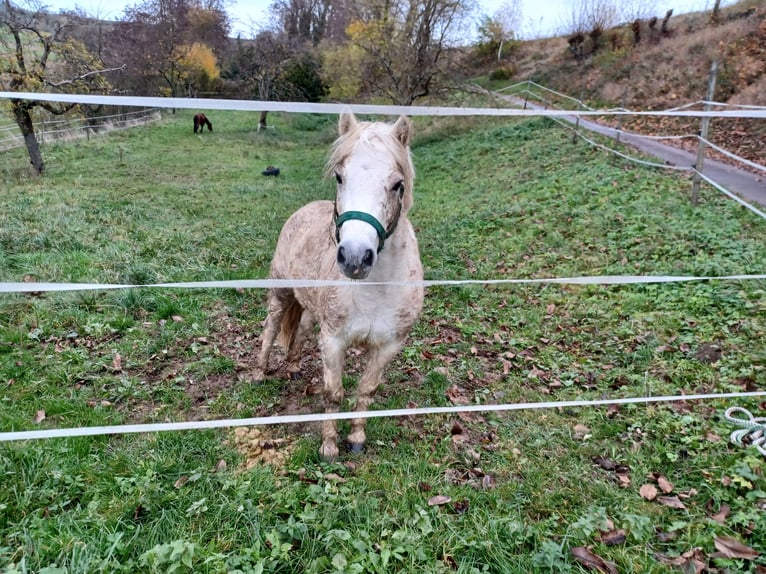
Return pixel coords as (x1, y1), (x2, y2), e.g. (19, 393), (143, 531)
(0, 109), (764, 573)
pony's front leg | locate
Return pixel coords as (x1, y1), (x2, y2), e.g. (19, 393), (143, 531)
(319, 334), (346, 461)
(347, 342), (401, 453)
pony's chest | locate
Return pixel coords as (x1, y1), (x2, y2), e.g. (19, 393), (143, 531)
(343, 287), (421, 345)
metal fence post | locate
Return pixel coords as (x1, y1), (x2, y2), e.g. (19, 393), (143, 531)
(691, 60), (718, 205)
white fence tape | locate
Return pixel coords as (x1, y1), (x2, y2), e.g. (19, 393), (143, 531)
(3, 92), (766, 119)
(2, 274), (766, 294)
(3, 391), (765, 443)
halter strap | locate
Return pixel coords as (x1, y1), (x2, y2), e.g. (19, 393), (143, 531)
(334, 201), (402, 253)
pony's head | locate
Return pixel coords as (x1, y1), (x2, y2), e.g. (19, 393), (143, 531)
(327, 112), (414, 280)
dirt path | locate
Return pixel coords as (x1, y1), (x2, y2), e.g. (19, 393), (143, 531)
(497, 95), (766, 208)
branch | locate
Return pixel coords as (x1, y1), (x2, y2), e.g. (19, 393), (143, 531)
(45, 65), (126, 88)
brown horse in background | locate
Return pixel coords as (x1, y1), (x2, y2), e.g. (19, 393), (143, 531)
(193, 113), (213, 133)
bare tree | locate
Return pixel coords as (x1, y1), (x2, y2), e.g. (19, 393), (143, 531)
(223, 30), (292, 128)
(345, 0), (476, 105)
(491, 0), (521, 60)
(269, 0), (344, 46)
(0, 0), (120, 175)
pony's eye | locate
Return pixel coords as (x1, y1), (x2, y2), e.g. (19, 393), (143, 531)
(335, 172), (343, 185)
(393, 181), (404, 196)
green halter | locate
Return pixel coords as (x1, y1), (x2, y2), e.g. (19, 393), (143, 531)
(334, 200), (402, 253)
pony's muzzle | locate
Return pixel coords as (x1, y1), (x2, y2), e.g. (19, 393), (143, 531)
(336, 244), (376, 279)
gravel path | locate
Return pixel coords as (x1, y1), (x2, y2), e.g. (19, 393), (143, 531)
(498, 95), (766, 208)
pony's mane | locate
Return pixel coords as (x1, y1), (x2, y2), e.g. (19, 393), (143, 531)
(326, 120), (415, 212)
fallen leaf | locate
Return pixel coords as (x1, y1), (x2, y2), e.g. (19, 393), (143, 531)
(323, 473), (347, 483)
(705, 431), (721, 443)
(598, 529), (627, 546)
(34, 410), (46, 424)
(656, 529), (677, 543)
(428, 495), (451, 506)
(112, 353), (122, 371)
(639, 484), (658, 500)
(657, 495), (686, 510)
(616, 474), (631, 488)
(545, 303), (556, 315)
(453, 499), (470, 514)
(445, 385), (470, 405)
(592, 456), (618, 471)
(214, 459), (227, 473)
(418, 481), (432, 492)
(713, 535), (760, 559)
(482, 474), (495, 489)
(571, 546), (618, 574)
(657, 475), (673, 493)
(710, 503), (730, 524)
(655, 548), (705, 573)
(174, 476), (189, 489)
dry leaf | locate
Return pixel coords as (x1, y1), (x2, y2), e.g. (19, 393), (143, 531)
(710, 503), (730, 524)
(592, 456), (618, 471)
(214, 459), (227, 473)
(545, 303), (556, 315)
(174, 475), (189, 489)
(640, 483), (658, 500)
(571, 546), (618, 574)
(598, 529), (627, 546)
(428, 495), (452, 506)
(657, 475), (673, 493)
(34, 409), (46, 424)
(713, 535), (760, 559)
(445, 385), (470, 405)
(657, 495), (686, 510)
(616, 474), (631, 488)
(112, 353), (122, 371)
(453, 499), (470, 514)
(655, 548), (706, 573)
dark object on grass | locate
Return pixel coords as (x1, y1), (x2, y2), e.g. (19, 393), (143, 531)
(262, 166), (280, 176)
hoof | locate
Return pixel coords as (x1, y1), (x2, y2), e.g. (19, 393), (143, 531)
(347, 441), (365, 454)
(252, 368), (266, 382)
(319, 443), (339, 462)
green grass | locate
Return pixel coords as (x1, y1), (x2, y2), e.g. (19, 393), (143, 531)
(0, 110), (765, 573)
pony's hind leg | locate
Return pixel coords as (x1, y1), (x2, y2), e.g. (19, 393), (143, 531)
(347, 341), (402, 453)
(253, 291), (291, 381)
(284, 309), (313, 379)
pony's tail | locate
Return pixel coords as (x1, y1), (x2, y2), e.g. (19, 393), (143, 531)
(277, 299), (303, 351)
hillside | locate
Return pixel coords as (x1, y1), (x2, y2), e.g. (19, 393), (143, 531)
(492, 0), (765, 167)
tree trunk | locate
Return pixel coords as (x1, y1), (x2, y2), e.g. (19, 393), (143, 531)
(12, 99), (44, 175)
(259, 110), (268, 130)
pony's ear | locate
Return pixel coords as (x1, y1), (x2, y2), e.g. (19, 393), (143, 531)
(339, 112), (358, 136)
(392, 115), (412, 147)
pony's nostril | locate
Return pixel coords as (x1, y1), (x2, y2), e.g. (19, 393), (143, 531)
(362, 249), (374, 268)
(337, 246), (346, 265)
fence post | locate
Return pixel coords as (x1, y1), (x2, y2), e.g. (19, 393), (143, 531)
(691, 60), (718, 205)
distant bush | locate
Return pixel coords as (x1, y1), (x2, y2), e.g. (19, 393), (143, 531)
(489, 64), (518, 81)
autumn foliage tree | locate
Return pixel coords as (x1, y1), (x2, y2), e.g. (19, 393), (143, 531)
(109, 0), (228, 96)
(0, 0), (118, 174)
